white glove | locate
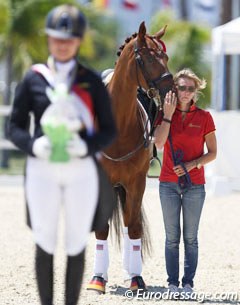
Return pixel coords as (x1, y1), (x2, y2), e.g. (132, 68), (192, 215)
(66, 134), (88, 158)
(32, 136), (51, 160)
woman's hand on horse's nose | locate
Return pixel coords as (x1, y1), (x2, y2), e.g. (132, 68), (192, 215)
(163, 91), (177, 117)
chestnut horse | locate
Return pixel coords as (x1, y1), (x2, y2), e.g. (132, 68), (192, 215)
(88, 22), (174, 293)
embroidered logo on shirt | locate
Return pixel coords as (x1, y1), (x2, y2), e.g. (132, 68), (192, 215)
(189, 123), (201, 128)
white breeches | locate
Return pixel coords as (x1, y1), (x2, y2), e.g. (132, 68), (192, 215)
(25, 157), (98, 256)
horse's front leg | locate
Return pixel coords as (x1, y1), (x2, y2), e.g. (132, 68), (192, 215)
(122, 176), (147, 291)
(87, 225), (109, 294)
(122, 219), (142, 283)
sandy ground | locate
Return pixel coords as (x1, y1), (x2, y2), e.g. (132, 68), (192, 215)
(0, 177), (240, 305)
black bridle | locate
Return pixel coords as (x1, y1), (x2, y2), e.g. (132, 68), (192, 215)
(134, 38), (173, 109)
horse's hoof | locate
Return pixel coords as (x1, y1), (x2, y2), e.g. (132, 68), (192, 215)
(130, 276), (147, 293)
(87, 276), (106, 294)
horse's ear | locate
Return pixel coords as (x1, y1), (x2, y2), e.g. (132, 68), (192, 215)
(155, 25), (167, 40)
(137, 21), (146, 44)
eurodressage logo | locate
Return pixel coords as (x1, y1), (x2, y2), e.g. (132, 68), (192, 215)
(125, 289), (193, 301)
(124, 289), (240, 303)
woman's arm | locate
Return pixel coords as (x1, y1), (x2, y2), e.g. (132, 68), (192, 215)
(174, 131), (217, 176)
(8, 73), (35, 155)
(194, 131), (217, 168)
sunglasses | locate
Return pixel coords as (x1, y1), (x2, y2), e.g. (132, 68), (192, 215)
(177, 85), (196, 93)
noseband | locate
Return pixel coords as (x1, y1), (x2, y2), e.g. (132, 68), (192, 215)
(134, 39), (173, 109)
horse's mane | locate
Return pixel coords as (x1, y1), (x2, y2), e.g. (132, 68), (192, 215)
(117, 32), (138, 57)
(116, 32), (167, 59)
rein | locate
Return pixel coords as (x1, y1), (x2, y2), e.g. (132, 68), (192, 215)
(101, 140), (145, 162)
(102, 104), (151, 162)
(168, 132), (192, 191)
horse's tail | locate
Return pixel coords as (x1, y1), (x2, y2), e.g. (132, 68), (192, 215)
(110, 184), (125, 248)
(140, 205), (152, 259)
(110, 184), (152, 259)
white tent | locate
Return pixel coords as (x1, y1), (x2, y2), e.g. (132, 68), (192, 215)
(212, 17), (240, 110)
(205, 110), (240, 195)
(210, 19), (240, 195)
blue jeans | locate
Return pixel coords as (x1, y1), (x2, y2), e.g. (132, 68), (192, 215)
(159, 182), (206, 288)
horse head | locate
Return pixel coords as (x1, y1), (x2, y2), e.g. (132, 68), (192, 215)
(135, 22), (174, 105)
(116, 22), (174, 109)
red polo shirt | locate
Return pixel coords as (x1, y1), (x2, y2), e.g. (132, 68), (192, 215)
(156, 105), (215, 184)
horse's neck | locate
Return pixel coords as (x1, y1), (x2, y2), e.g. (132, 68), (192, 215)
(108, 70), (138, 131)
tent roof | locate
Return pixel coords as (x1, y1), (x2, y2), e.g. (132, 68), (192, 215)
(212, 17), (240, 55)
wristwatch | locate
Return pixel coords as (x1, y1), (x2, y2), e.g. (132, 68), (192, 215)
(196, 160), (202, 169)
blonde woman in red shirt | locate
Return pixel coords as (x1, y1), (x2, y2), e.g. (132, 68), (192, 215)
(154, 68), (217, 296)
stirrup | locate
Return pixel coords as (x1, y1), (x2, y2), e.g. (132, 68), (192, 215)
(147, 156), (162, 178)
(130, 276), (147, 292)
(87, 276), (106, 294)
